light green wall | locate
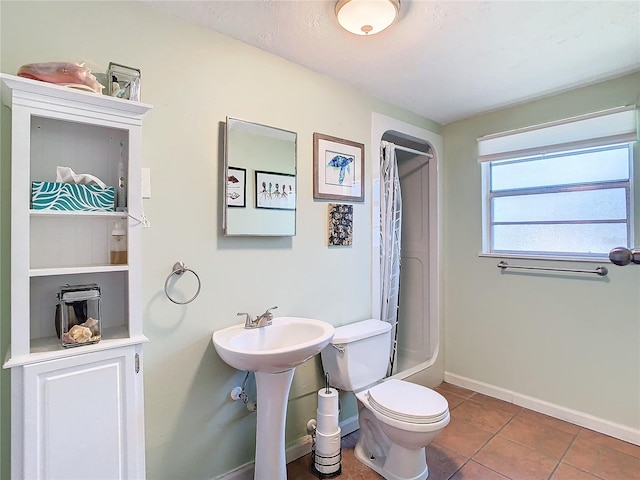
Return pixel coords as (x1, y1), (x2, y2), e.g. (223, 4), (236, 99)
(443, 73), (640, 429)
(0, 1), (438, 478)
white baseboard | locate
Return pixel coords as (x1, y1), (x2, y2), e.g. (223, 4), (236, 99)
(214, 459), (253, 480)
(444, 372), (640, 446)
(215, 435), (312, 480)
(216, 416), (360, 480)
(340, 414), (360, 437)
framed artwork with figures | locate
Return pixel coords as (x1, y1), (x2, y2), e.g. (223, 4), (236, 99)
(255, 170), (296, 210)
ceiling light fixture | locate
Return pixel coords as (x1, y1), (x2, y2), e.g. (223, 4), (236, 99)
(335, 0), (400, 36)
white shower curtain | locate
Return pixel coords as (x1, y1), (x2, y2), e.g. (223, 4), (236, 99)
(380, 141), (402, 376)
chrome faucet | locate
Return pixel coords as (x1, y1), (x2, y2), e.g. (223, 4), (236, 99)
(238, 306), (278, 329)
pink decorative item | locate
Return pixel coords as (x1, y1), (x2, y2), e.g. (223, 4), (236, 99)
(17, 62), (104, 93)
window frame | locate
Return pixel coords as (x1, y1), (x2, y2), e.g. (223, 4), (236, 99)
(481, 143), (634, 261)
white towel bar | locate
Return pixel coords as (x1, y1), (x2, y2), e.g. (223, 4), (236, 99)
(497, 261), (608, 277)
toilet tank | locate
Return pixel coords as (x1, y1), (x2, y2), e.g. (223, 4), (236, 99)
(320, 319), (392, 391)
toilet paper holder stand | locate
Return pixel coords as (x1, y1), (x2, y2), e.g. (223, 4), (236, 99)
(310, 373), (342, 479)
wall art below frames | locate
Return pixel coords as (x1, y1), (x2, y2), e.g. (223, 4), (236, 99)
(314, 133), (364, 202)
(255, 170), (296, 210)
(328, 203), (353, 246)
(227, 166), (246, 207)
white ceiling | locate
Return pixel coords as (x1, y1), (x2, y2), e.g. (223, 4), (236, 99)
(144, 0), (640, 125)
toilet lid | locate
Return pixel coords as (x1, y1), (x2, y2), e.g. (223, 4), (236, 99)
(365, 379), (449, 424)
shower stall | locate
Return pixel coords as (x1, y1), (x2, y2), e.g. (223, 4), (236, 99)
(372, 113), (443, 386)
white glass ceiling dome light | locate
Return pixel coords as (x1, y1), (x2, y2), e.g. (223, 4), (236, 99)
(336, 0), (400, 36)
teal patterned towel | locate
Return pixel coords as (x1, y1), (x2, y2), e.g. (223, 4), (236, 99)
(31, 182), (115, 212)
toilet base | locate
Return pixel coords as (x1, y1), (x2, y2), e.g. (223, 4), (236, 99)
(354, 440), (428, 480)
(353, 399), (445, 480)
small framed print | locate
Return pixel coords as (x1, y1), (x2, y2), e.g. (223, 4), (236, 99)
(227, 167), (246, 207)
(313, 133), (364, 202)
(255, 170), (296, 210)
(328, 204), (353, 246)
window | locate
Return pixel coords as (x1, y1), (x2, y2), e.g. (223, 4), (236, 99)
(484, 144), (632, 258)
(479, 106), (637, 260)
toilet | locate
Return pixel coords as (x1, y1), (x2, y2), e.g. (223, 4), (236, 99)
(321, 319), (449, 480)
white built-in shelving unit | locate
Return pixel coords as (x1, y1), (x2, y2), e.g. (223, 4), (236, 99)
(1, 73), (152, 479)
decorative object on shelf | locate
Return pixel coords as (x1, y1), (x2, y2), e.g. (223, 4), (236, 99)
(108, 62), (141, 101)
(328, 204), (353, 246)
(17, 61), (104, 93)
(110, 222), (127, 265)
(31, 181), (115, 212)
(227, 166), (247, 207)
(255, 170), (296, 210)
(164, 262), (202, 305)
(313, 133), (364, 202)
(56, 284), (102, 347)
(335, 0), (400, 36)
(31, 166), (115, 211)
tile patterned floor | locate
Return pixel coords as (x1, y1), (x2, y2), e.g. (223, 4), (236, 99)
(287, 382), (640, 480)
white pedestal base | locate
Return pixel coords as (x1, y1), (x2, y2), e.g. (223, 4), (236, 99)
(254, 369), (295, 480)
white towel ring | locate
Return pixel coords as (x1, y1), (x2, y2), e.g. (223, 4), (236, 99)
(164, 262), (201, 305)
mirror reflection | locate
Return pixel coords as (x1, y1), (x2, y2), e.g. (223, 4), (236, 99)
(224, 117), (297, 236)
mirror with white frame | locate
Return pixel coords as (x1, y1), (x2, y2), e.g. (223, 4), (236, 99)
(223, 117), (297, 236)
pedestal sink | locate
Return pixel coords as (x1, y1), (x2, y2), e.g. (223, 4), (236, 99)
(212, 316), (335, 480)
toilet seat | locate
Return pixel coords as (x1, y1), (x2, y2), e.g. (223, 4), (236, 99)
(360, 379), (449, 424)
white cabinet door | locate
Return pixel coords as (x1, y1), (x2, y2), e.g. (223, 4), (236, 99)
(22, 346), (143, 480)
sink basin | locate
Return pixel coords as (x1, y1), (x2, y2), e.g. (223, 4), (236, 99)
(212, 316), (335, 373)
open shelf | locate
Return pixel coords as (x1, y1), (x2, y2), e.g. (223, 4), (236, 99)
(30, 208), (130, 271)
(30, 264), (129, 277)
(4, 328), (148, 368)
(30, 209), (128, 218)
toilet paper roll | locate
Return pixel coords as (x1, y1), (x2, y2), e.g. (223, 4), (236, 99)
(315, 411), (339, 435)
(315, 427), (341, 456)
(317, 388), (339, 416)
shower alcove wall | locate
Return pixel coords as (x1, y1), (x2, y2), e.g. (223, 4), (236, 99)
(371, 113), (443, 386)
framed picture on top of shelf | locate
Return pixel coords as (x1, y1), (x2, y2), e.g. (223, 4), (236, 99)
(255, 170), (296, 210)
(313, 133), (364, 202)
(226, 166), (246, 208)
